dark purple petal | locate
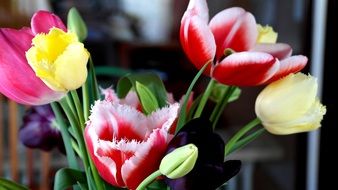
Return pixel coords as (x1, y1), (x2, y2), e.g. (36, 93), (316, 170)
(166, 118), (241, 190)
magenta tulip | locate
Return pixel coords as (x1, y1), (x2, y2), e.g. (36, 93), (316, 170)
(180, 0), (307, 86)
(0, 11), (67, 105)
(84, 100), (179, 189)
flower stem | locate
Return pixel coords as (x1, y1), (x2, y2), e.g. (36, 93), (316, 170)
(51, 102), (79, 169)
(224, 118), (261, 156)
(136, 170), (162, 190)
(71, 90), (85, 127)
(82, 78), (90, 121)
(210, 86), (237, 129)
(193, 79), (215, 118)
(176, 62), (210, 133)
(89, 57), (100, 101)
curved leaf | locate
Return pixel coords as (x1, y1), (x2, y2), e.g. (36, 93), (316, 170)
(0, 178), (28, 190)
(53, 168), (87, 190)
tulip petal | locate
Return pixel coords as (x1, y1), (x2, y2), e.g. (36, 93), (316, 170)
(0, 28), (64, 105)
(122, 128), (171, 189)
(31, 10), (67, 35)
(265, 55), (308, 83)
(251, 43), (292, 60)
(147, 103), (180, 132)
(209, 7), (257, 60)
(212, 52), (279, 86)
(181, 15), (215, 73)
(184, 0), (209, 23)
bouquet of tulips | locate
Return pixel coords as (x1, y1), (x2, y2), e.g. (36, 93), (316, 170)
(0, 0), (326, 189)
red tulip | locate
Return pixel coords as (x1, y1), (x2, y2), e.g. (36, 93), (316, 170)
(0, 11), (66, 105)
(84, 100), (179, 189)
(180, 0), (307, 86)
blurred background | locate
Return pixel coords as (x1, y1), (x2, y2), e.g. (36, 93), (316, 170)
(0, 0), (336, 189)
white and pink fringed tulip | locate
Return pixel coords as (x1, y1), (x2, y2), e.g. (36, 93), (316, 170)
(180, 0), (308, 86)
(0, 11), (67, 105)
(84, 100), (179, 189)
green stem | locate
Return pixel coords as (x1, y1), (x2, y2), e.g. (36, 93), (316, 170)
(136, 170), (162, 190)
(59, 99), (95, 190)
(71, 90), (85, 127)
(224, 118), (261, 156)
(176, 62), (210, 133)
(227, 128), (266, 156)
(210, 86), (237, 129)
(82, 81), (90, 121)
(51, 102), (79, 169)
(66, 94), (77, 119)
(89, 57), (100, 101)
(193, 79), (215, 118)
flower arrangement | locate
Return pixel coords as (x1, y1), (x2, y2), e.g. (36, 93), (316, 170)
(0, 0), (326, 190)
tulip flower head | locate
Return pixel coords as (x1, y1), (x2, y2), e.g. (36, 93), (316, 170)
(180, 0), (308, 86)
(84, 99), (179, 189)
(19, 105), (64, 152)
(165, 118), (241, 190)
(255, 73), (326, 135)
(0, 10), (88, 105)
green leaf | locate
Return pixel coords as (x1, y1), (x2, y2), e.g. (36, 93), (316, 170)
(0, 178), (28, 190)
(210, 83), (241, 103)
(95, 66), (132, 78)
(117, 73), (168, 108)
(135, 82), (159, 115)
(67, 7), (88, 41)
(53, 168), (87, 190)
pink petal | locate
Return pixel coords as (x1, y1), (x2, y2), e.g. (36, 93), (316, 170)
(209, 7), (257, 60)
(212, 52), (279, 86)
(31, 10), (66, 34)
(121, 128), (171, 189)
(88, 101), (148, 141)
(185, 0), (209, 23)
(101, 87), (119, 102)
(85, 126), (124, 187)
(0, 28), (64, 105)
(264, 55), (308, 83)
(147, 103), (179, 132)
(181, 15), (216, 74)
(251, 43), (292, 60)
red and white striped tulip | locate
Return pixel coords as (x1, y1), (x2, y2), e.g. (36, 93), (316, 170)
(84, 100), (179, 189)
(180, 0), (307, 86)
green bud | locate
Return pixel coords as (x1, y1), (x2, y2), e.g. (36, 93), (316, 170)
(159, 144), (198, 179)
(67, 7), (88, 42)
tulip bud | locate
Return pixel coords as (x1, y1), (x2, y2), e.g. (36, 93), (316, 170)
(256, 24), (278, 43)
(67, 7), (88, 42)
(255, 73), (326, 135)
(160, 144), (198, 179)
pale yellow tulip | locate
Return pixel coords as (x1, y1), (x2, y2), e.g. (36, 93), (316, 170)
(255, 73), (326, 135)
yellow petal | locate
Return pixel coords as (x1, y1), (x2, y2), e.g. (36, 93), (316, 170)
(26, 28), (89, 92)
(54, 43), (89, 91)
(257, 24), (278, 43)
(255, 73), (326, 135)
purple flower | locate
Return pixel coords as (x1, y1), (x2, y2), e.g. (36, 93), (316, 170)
(19, 105), (64, 152)
(165, 118), (241, 190)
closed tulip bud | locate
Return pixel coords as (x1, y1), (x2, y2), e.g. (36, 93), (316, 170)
(255, 73), (326, 135)
(67, 7), (88, 42)
(160, 144), (198, 179)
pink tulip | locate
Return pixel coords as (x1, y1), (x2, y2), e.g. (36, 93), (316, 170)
(180, 0), (307, 86)
(85, 100), (179, 189)
(0, 11), (66, 105)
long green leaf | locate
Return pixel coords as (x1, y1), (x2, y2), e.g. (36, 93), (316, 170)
(53, 168), (87, 190)
(0, 178), (28, 190)
(135, 81), (159, 115)
(117, 73), (167, 108)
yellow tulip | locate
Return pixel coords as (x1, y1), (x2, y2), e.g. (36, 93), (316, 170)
(256, 24), (278, 44)
(255, 73), (326, 135)
(26, 28), (89, 92)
